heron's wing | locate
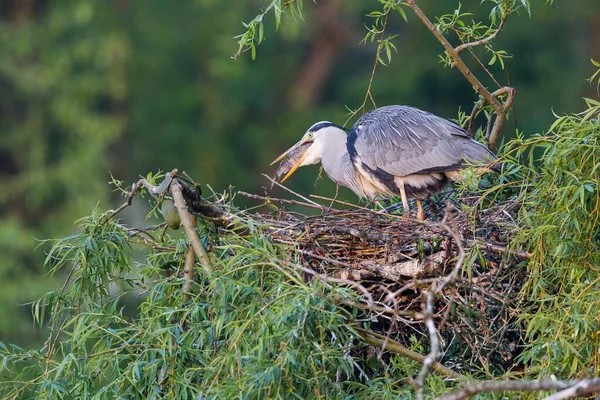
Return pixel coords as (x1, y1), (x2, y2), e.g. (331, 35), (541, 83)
(347, 105), (496, 177)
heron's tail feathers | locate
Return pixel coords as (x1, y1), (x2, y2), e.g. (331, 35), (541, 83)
(461, 140), (500, 171)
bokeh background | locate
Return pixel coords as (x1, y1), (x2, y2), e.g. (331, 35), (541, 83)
(0, 0), (598, 348)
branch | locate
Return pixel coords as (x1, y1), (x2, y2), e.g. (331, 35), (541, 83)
(404, 0), (515, 152)
(170, 178), (213, 274)
(102, 173), (173, 224)
(438, 378), (600, 400)
(454, 11), (509, 54)
(404, 0), (502, 113)
(487, 86), (516, 152)
(262, 173), (325, 209)
(438, 205), (465, 291)
(358, 329), (462, 380)
(543, 378), (600, 400)
(415, 291), (441, 400)
(182, 247), (196, 302)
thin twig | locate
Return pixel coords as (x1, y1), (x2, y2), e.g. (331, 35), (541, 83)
(466, 239), (532, 259)
(415, 291), (441, 400)
(239, 191), (325, 210)
(438, 205), (466, 291)
(454, 11), (509, 54)
(263, 173), (325, 209)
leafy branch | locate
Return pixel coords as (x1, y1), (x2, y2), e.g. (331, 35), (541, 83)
(404, 0), (521, 151)
(233, 0), (303, 60)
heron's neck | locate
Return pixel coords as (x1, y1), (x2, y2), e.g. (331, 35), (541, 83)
(320, 129), (359, 190)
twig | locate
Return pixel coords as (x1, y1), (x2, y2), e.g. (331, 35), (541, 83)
(239, 191), (325, 210)
(404, 0), (515, 152)
(415, 292), (441, 400)
(454, 11), (509, 54)
(309, 194), (395, 217)
(358, 329), (462, 380)
(438, 378), (600, 400)
(466, 239), (532, 259)
(282, 258), (375, 308)
(262, 173), (325, 209)
(102, 173), (174, 224)
(333, 296), (416, 318)
(170, 177), (213, 274)
(438, 205), (466, 291)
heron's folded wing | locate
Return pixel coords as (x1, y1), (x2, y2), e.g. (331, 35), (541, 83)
(347, 105), (496, 177)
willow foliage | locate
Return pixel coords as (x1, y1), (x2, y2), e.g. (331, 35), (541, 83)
(0, 204), (445, 399)
(508, 96), (600, 377)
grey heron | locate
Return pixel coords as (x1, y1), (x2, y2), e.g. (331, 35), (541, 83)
(271, 105), (497, 220)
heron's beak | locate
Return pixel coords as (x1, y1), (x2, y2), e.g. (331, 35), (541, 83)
(270, 138), (313, 183)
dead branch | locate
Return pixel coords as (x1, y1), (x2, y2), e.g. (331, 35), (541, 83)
(466, 239), (532, 259)
(415, 292), (441, 400)
(239, 191), (324, 211)
(360, 252), (445, 280)
(263, 173), (325, 209)
(438, 378), (600, 400)
(170, 177), (213, 274)
(102, 173), (173, 224)
(543, 378), (600, 400)
(438, 205), (466, 290)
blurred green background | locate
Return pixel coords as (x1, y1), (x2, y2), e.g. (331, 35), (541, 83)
(0, 0), (598, 347)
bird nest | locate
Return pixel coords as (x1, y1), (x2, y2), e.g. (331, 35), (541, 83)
(237, 191), (529, 374)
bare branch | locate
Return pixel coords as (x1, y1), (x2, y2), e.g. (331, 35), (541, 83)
(170, 177), (213, 274)
(542, 378), (600, 400)
(438, 205), (466, 291)
(487, 87), (516, 152)
(415, 291), (441, 400)
(263, 173), (325, 209)
(438, 378), (600, 400)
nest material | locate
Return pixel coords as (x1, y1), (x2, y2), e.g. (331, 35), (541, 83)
(242, 194), (528, 373)
(261, 196), (521, 279)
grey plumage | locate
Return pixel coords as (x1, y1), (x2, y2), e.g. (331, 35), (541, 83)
(271, 104), (497, 220)
(348, 105), (496, 177)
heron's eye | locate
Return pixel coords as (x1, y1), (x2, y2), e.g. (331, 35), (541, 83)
(306, 133), (313, 140)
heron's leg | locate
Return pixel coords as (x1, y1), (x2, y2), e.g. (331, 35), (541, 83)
(326, 184), (340, 213)
(416, 199), (425, 221)
(398, 182), (410, 217)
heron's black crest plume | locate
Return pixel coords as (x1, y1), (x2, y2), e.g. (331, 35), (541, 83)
(307, 121), (348, 133)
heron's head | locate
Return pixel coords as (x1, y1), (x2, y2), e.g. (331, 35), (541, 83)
(270, 121), (346, 182)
